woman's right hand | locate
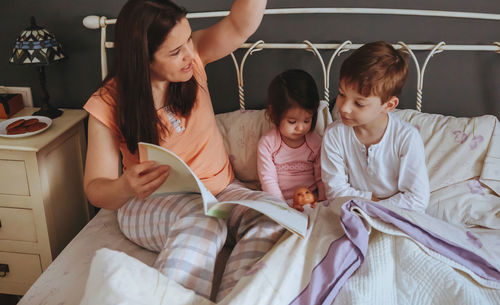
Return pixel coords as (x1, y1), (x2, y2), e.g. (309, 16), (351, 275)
(120, 161), (170, 200)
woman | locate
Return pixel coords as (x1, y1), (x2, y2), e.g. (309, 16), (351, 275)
(83, 0), (283, 301)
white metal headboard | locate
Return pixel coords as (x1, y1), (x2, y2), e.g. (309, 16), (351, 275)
(83, 7), (500, 112)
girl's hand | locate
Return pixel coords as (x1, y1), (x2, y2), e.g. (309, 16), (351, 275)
(121, 161), (170, 199)
(371, 194), (380, 202)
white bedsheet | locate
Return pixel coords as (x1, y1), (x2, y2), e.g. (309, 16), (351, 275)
(18, 199), (500, 305)
(18, 209), (155, 305)
(77, 200), (500, 305)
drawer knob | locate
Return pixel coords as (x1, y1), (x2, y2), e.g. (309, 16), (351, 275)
(0, 264), (9, 277)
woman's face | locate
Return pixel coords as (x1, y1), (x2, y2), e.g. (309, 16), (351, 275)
(150, 18), (194, 83)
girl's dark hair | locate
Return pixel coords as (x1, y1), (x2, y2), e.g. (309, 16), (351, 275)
(104, 0), (197, 154)
(266, 69), (320, 131)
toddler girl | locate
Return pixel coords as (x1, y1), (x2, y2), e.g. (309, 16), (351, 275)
(257, 69), (325, 207)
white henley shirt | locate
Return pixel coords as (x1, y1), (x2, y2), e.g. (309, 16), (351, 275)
(321, 112), (430, 212)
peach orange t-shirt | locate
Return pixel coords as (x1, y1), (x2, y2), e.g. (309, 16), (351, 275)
(84, 52), (233, 195)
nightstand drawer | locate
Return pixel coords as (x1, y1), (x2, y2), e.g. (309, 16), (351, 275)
(0, 251), (42, 294)
(0, 159), (30, 196)
(0, 207), (37, 242)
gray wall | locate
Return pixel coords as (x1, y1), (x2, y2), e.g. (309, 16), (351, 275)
(1, 0), (499, 118)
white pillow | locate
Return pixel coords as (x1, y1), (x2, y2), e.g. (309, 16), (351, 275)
(393, 109), (500, 194)
(80, 248), (213, 305)
(215, 109), (272, 183)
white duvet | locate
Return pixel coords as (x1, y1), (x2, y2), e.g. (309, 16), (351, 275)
(334, 231), (500, 305)
(334, 201), (500, 305)
(81, 198), (500, 305)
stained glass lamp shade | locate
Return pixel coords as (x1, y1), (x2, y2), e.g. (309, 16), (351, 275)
(9, 16), (65, 118)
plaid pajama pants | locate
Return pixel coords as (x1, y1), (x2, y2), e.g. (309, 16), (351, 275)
(117, 180), (285, 300)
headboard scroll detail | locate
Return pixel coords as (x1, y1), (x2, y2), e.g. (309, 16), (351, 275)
(83, 7), (500, 112)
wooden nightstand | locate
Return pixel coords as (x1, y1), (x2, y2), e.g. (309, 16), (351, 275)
(0, 108), (89, 295)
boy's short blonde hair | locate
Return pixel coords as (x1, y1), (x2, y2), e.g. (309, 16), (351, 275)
(339, 41), (408, 103)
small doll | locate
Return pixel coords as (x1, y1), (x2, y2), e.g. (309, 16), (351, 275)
(292, 186), (316, 212)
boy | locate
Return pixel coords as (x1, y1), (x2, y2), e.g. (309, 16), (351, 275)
(321, 41), (429, 212)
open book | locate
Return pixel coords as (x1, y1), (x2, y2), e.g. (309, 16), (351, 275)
(138, 142), (308, 238)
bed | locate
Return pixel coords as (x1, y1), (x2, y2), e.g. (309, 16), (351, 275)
(18, 7), (500, 305)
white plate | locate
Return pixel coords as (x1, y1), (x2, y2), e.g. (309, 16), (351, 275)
(0, 116), (53, 138)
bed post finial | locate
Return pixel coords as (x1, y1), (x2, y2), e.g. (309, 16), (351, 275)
(83, 15), (101, 29)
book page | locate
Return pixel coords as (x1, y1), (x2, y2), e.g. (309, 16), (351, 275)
(208, 199), (308, 238)
(138, 142), (218, 209)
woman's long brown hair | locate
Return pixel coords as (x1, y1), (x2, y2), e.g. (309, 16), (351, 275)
(104, 0), (197, 154)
